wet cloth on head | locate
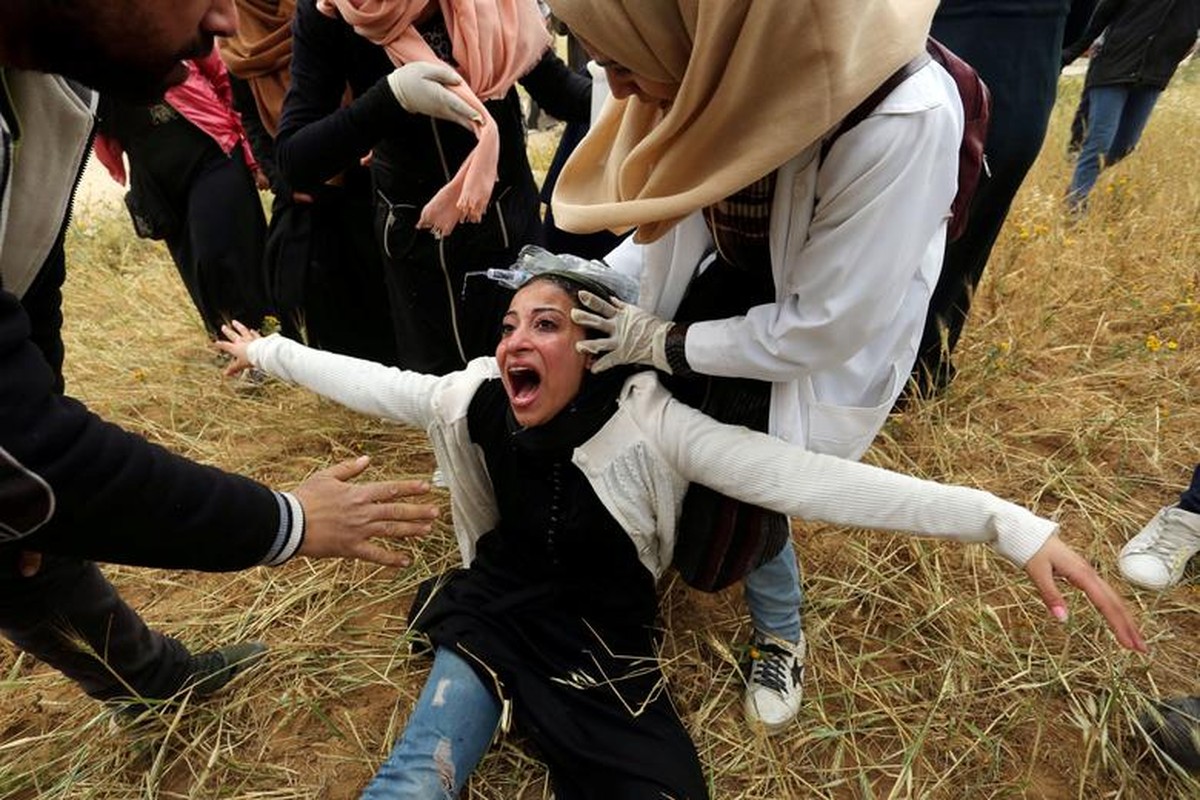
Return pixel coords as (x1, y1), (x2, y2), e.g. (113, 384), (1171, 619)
(548, 0), (938, 242)
(315, 0), (551, 235)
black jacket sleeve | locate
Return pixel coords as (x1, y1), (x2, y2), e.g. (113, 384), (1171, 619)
(1062, 0), (1122, 64)
(275, 0), (406, 191)
(0, 290), (301, 570)
(519, 50), (591, 124)
(229, 74), (281, 192)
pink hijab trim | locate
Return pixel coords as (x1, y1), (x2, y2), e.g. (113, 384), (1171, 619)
(317, 0), (550, 235)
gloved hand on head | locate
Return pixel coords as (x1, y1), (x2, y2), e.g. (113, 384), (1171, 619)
(571, 291), (675, 374)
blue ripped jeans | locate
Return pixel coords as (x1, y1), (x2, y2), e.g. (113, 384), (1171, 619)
(360, 648), (501, 799)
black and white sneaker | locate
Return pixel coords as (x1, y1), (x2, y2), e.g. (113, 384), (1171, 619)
(744, 631), (806, 734)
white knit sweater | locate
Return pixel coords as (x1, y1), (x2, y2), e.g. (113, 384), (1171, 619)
(246, 334), (1058, 578)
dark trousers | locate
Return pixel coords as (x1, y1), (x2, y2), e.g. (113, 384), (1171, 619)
(373, 186), (540, 375)
(0, 552), (192, 702)
(1180, 464), (1200, 514)
(267, 186), (398, 366)
(166, 153), (271, 338)
(912, 12), (1068, 391)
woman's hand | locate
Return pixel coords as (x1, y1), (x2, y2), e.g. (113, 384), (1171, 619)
(1024, 534), (1148, 653)
(386, 62), (482, 130)
(214, 320), (263, 377)
(571, 291), (674, 372)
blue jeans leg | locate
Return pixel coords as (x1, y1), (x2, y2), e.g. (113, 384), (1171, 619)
(360, 648), (501, 800)
(1106, 87), (1161, 165)
(1068, 85), (1127, 208)
(743, 539), (803, 643)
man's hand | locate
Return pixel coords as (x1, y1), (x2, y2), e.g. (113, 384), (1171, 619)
(387, 62), (483, 130)
(1023, 534), (1148, 653)
(293, 456), (440, 568)
(571, 291), (674, 373)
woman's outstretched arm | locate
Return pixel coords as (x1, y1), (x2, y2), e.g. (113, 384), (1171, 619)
(216, 321), (452, 430)
(643, 382), (1146, 653)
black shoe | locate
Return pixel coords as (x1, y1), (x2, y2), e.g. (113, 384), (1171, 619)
(106, 642), (267, 723)
(1140, 696), (1200, 771)
(186, 641), (267, 696)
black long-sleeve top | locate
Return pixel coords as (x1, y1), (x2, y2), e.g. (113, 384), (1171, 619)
(275, 0), (590, 202)
(0, 75), (302, 572)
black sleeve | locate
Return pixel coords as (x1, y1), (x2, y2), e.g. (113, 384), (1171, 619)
(229, 74), (280, 191)
(519, 50), (591, 124)
(20, 237), (67, 392)
(275, 0), (407, 191)
(1062, 0), (1122, 64)
(0, 290), (300, 570)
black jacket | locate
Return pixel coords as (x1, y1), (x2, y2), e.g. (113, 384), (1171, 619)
(0, 70), (301, 571)
(1064, 0), (1200, 90)
(276, 0), (590, 203)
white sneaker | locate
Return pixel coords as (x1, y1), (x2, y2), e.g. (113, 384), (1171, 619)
(1119, 505), (1200, 589)
(744, 631), (806, 734)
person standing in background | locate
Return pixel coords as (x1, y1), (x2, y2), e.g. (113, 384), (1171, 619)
(910, 0), (1086, 396)
(94, 52), (275, 340)
(275, 0), (590, 375)
(220, 0), (400, 365)
(1062, 0), (1200, 213)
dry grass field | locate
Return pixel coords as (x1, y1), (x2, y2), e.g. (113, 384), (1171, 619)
(1, 65), (1198, 799)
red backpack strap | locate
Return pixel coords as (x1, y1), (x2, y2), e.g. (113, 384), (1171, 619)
(820, 50), (932, 163)
(925, 36), (992, 241)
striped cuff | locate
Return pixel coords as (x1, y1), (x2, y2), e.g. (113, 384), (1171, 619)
(261, 491), (305, 566)
(665, 323), (692, 377)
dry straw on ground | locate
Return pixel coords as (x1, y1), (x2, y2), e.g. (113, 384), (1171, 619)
(1, 67), (1198, 799)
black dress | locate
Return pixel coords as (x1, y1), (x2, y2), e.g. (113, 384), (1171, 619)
(409, 376), (708, 799)
(99, 96), (271, 337)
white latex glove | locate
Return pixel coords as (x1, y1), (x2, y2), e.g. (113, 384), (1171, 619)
(571, 291), (673, 373)
(386, 62), (482, 130)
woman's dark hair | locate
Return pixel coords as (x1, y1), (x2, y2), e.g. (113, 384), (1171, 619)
(522, 272), (615, 340)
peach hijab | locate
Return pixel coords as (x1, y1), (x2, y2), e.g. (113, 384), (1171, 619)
(548, 0), (939, 243)
(316, 0), (551, 235)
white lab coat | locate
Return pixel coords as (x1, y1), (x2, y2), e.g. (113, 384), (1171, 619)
(604, 60), (964, 460)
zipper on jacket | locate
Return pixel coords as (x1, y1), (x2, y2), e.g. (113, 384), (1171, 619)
(376, 189), (418, 262)
(495, 187), (510, 250)
(429, 118), (467, 365)
(438, 235), (468, 365)
(377, 189), (397, 259)
(430, 117), (451, 181)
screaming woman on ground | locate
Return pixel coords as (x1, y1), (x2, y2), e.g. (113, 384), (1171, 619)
(215, 252), (1145, 800)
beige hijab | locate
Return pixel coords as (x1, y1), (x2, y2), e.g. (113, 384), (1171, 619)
(548, 0), (938, 243)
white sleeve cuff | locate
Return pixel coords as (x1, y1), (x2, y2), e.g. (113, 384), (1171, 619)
(261, 491), (305, 566)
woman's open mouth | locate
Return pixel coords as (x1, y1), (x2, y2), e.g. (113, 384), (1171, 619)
(505, 365), (542, 408)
